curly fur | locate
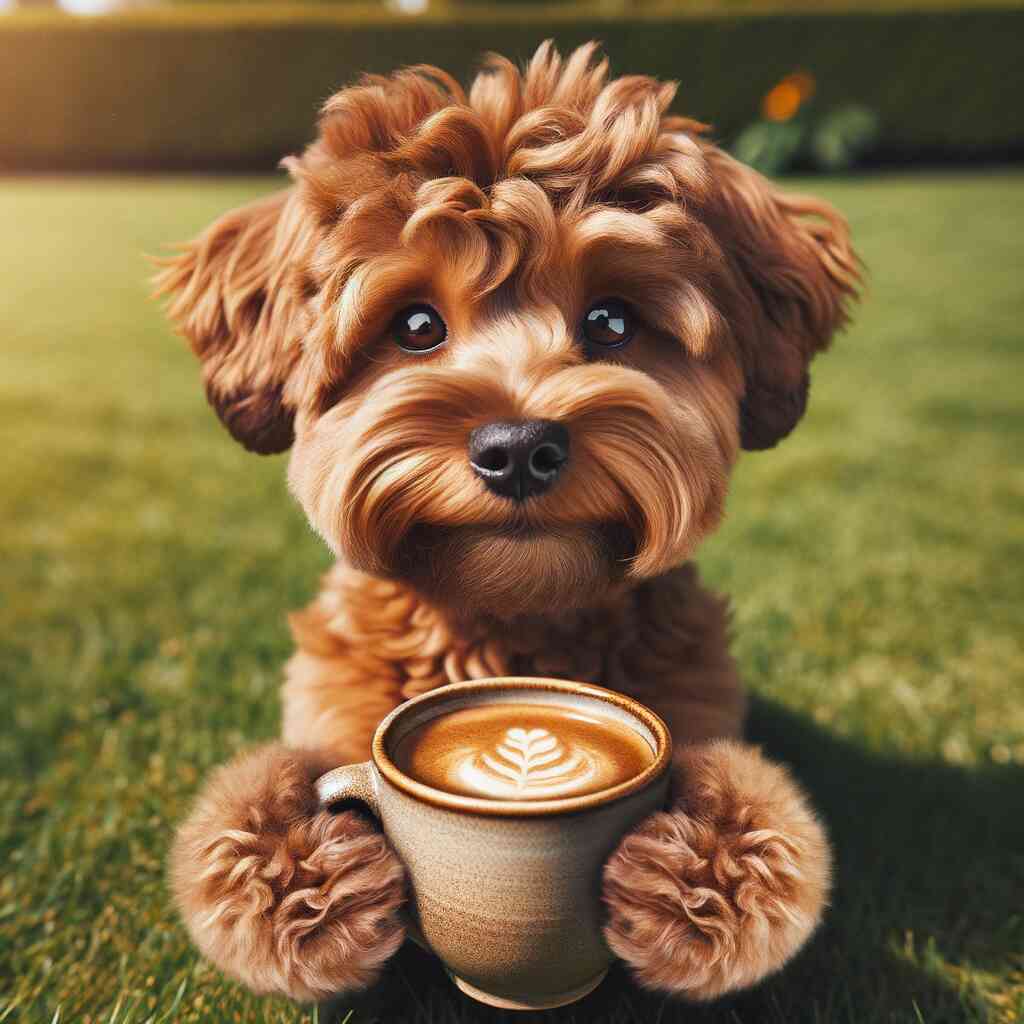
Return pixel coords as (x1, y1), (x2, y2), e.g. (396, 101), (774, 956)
(171, 745), (407, 1001)
(603, 741), (830, 1000)
(281, 562), (746, 757)
(158, 41), (855, 1004)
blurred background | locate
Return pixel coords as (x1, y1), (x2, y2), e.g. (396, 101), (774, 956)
(2, 0), (1023, 173)
(2, 1), (1022, 1023)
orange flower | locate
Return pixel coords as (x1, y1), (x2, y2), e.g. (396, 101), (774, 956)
(762, 71), (817, 123)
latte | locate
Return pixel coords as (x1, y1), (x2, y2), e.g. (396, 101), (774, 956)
(391, 702), (654, 801)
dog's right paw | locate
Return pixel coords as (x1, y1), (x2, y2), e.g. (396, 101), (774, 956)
(171, 743), (407, 1002)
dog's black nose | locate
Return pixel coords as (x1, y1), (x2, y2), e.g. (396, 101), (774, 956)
(468, 420), (570, 501)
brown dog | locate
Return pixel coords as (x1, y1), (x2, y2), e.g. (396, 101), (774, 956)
(158, 42), (859, 1004)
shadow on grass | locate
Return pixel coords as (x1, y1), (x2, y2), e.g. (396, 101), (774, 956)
(322, 697), (1024, 1024)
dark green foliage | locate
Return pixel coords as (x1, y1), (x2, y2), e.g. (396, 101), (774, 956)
(0, 6), (1023, 170)
(733, 118), (807, 175)
(733, 105), (881, 175)
(812, 105), (882, 171)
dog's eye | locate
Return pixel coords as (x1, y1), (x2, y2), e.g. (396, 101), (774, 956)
(582, 299), (635, 349)
(393, 304), (447, 353)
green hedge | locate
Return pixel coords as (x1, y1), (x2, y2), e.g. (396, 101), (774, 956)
(1, 5), (1022, 170)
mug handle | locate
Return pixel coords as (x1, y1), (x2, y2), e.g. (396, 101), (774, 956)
(315, 762), (380, 816)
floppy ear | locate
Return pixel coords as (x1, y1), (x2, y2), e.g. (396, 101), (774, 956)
(155, 188), (310, 454)
(705, 149), (860, 450)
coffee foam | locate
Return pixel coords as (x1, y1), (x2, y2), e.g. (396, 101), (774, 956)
(391, 702), (654, 801)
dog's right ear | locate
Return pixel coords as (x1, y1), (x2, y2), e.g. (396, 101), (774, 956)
(155, 188), (309, 454)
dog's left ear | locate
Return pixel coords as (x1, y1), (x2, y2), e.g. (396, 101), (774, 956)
(155, 188), (309, 455)
(705, 149), (860, 450)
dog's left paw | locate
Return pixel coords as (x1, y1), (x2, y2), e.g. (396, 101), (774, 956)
(602, 740), (830, 1000)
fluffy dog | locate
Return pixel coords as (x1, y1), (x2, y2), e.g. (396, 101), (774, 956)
(158, 42), (858, 1004)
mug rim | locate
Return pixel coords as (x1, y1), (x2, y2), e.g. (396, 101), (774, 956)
(371, 676), (672, 817)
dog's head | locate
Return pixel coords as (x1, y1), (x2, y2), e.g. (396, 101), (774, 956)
(157, 43), (858, 617)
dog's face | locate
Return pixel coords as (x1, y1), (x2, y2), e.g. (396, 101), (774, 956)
(158, 43), (858, 617)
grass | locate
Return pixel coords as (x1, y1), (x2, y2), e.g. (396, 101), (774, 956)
(1, 169), (1022, 1024)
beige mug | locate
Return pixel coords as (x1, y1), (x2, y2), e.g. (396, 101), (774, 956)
(315, 676), (671, 1010)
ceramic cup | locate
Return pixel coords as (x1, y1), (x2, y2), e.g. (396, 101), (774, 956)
(315, 676), (671, 1010)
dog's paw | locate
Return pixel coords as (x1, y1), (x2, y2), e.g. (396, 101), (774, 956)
(171, 743), (407, 1001)
(602, 740), (829, 1000)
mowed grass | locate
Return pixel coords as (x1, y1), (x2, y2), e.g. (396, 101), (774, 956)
(1, 171), (1022, 1024)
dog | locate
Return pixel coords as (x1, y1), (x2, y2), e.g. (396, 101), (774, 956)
(158, 41), (859, 1004)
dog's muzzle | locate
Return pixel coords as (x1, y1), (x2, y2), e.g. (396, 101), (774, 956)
(468, 420), (570, 501)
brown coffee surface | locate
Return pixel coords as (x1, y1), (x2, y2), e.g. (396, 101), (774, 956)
(391, 702), (654, 801)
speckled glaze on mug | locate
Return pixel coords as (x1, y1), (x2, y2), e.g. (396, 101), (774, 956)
(315, 677), (671, 1010)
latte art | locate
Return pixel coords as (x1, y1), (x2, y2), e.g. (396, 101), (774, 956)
(458, 726), (597, 798)
(391, 702), (654, 801)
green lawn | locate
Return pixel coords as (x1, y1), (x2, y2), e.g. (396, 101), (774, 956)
(1, 171), (1022, 1024)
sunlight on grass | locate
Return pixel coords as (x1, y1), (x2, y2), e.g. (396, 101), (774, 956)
(1, 171), (1021, 1023)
